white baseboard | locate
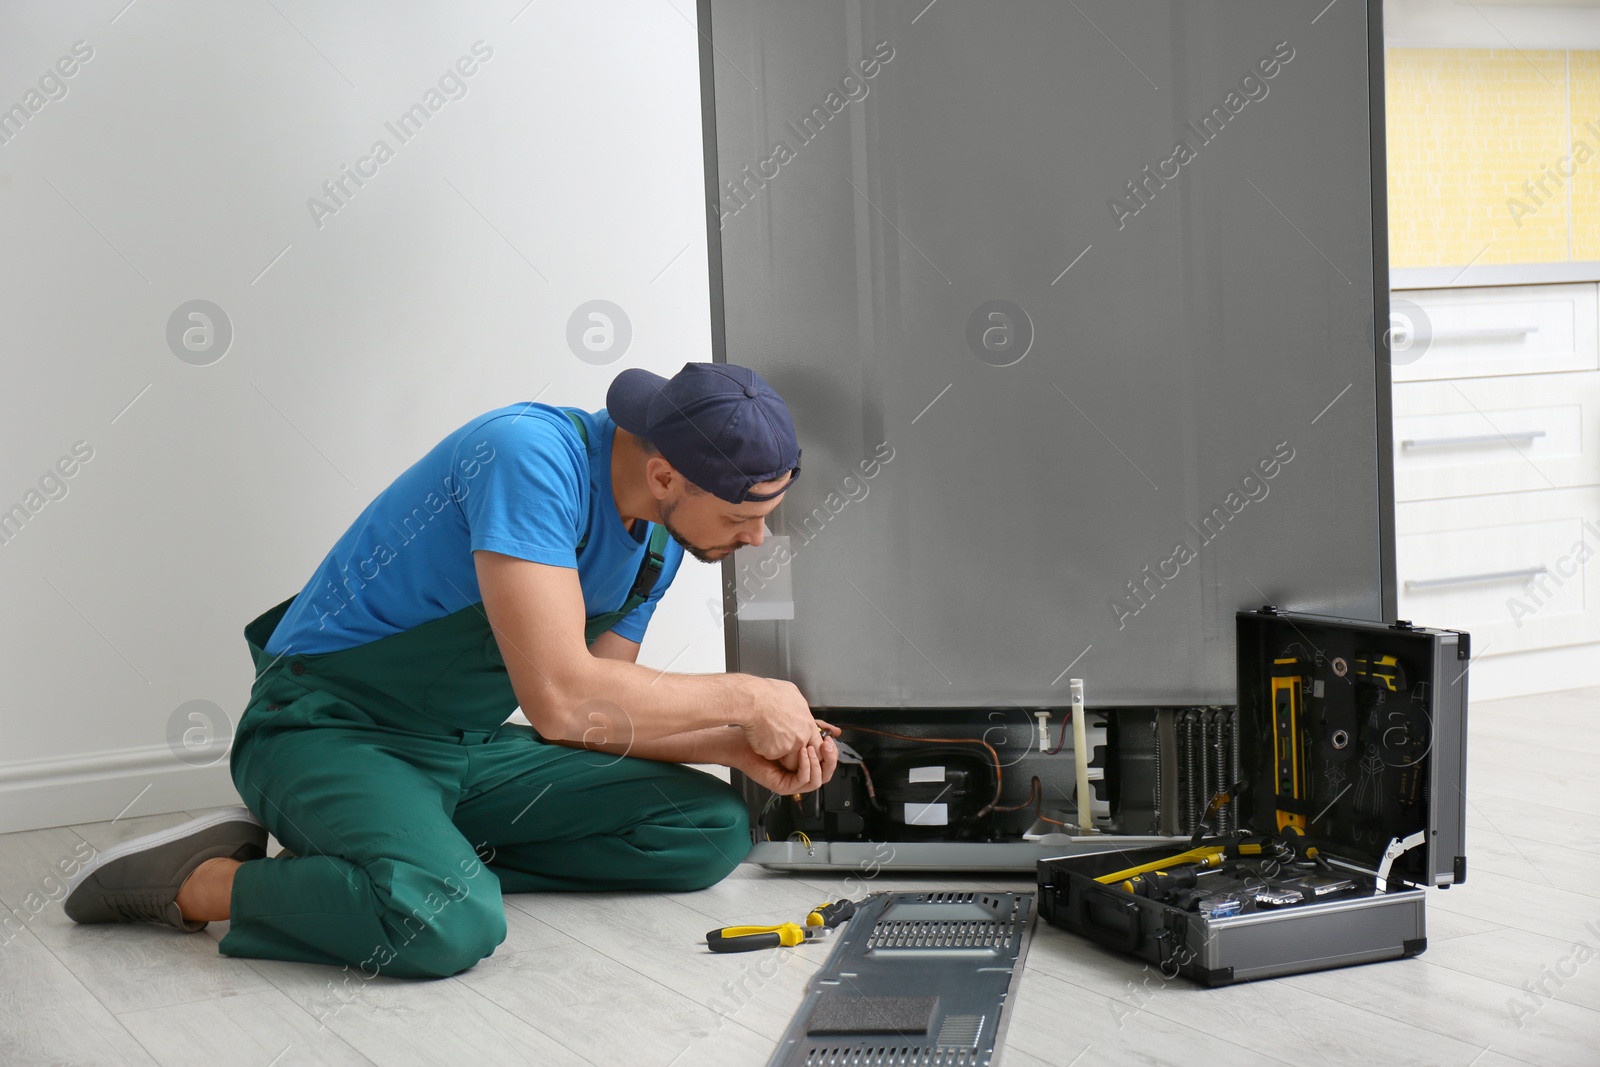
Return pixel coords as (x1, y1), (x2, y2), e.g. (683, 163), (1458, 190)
(0, 743), (244, 835)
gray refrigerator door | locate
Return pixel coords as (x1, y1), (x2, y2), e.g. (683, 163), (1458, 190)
(701, 1), (1392, 707)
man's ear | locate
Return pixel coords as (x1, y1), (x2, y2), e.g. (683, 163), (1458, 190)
(644, 455), (677, 500)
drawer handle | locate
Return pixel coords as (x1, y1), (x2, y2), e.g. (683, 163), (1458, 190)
(1401, 430), (1546, 449)
(1405, 566), (1548, 591)
(1431, 326), (1540, 342)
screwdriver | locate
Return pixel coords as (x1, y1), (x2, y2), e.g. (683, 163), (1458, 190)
(806, 899), (857, 929)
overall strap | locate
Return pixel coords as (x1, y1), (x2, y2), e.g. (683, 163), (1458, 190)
(565, 410), (592, 553)
(563, 409), (672, 644)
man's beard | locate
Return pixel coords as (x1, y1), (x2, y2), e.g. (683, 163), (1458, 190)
(658, 498), (736, 564)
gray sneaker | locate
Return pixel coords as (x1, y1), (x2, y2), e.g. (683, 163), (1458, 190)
(64, 806), (268, 932)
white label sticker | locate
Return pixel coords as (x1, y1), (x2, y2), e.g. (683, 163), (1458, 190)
(907, 765), (945, 784)
(904, 802), (949, 826)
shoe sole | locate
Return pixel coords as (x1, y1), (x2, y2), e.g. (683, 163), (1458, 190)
(64, 806), (267, 925)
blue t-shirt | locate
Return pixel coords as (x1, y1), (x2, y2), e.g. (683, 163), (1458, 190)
(264, 402), (684, 656)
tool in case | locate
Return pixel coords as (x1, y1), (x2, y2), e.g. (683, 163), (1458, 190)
(1037, 606), (1469, 986)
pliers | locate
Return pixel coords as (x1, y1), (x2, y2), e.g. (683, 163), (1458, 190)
(705, 898), (859, 953)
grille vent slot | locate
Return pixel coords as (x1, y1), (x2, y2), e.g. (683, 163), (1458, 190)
(867, 920), (1013, 950)
(803, 1047), (980, 1066)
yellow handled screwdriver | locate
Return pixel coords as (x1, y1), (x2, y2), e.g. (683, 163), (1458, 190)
(806, 899), (857, 928)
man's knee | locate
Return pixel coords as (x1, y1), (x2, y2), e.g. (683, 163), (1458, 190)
(380, 866), (507, 978)
(671, 780), (752, 891)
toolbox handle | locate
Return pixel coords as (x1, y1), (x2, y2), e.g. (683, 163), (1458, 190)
(1074, 886), (1142, 953)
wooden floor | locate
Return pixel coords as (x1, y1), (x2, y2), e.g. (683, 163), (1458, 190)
(3, 686), (1597, 1066)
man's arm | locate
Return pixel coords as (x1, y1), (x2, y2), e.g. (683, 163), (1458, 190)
(544, 723), (836, 794)
(475, 549), (825, 764)
(588, 629), (642, 664)
(579, 628), (839, 789)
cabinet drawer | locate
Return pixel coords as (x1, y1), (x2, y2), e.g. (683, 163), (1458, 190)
(1391, 372), (1600, 501)
(1390, 283), (1598, 382)
(1396, 487), (1600, 656)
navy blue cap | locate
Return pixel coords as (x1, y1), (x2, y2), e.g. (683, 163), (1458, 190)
(607, 362), (801, 504)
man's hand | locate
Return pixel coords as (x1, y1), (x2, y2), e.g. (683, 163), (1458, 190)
(732, 727), (840, 795)
(742, 677), (834, 768)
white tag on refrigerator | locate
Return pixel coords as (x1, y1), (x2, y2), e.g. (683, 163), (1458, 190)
(907, 765), (945, 783)
(904, 802), (949, 826)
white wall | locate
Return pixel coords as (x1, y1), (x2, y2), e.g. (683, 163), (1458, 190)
(0, 0), (728, 833)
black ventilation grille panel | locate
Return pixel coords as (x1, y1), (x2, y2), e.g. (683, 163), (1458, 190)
(768, 892), (1035, 1067)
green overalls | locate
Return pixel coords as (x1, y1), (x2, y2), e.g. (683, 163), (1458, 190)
(219, 415), (750, 979)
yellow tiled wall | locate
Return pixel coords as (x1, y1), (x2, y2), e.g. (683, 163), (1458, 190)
(1572, 51), (1600, 260)
(1386, 48), (1600, 267)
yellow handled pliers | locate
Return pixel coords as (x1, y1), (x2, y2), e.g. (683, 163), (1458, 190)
(705, 922), (822, 953)
(706, 898), (860, 953)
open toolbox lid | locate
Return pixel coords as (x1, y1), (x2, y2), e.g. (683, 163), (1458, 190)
(1234, 607), (1469, 889)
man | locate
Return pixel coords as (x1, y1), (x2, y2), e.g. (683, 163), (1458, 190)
(65, 362), (838, 978)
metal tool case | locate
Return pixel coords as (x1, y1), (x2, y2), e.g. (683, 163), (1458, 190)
(1037, 607), (1469, 986)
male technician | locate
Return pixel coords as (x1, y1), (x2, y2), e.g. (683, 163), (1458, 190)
(66, 362), (839, 978)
